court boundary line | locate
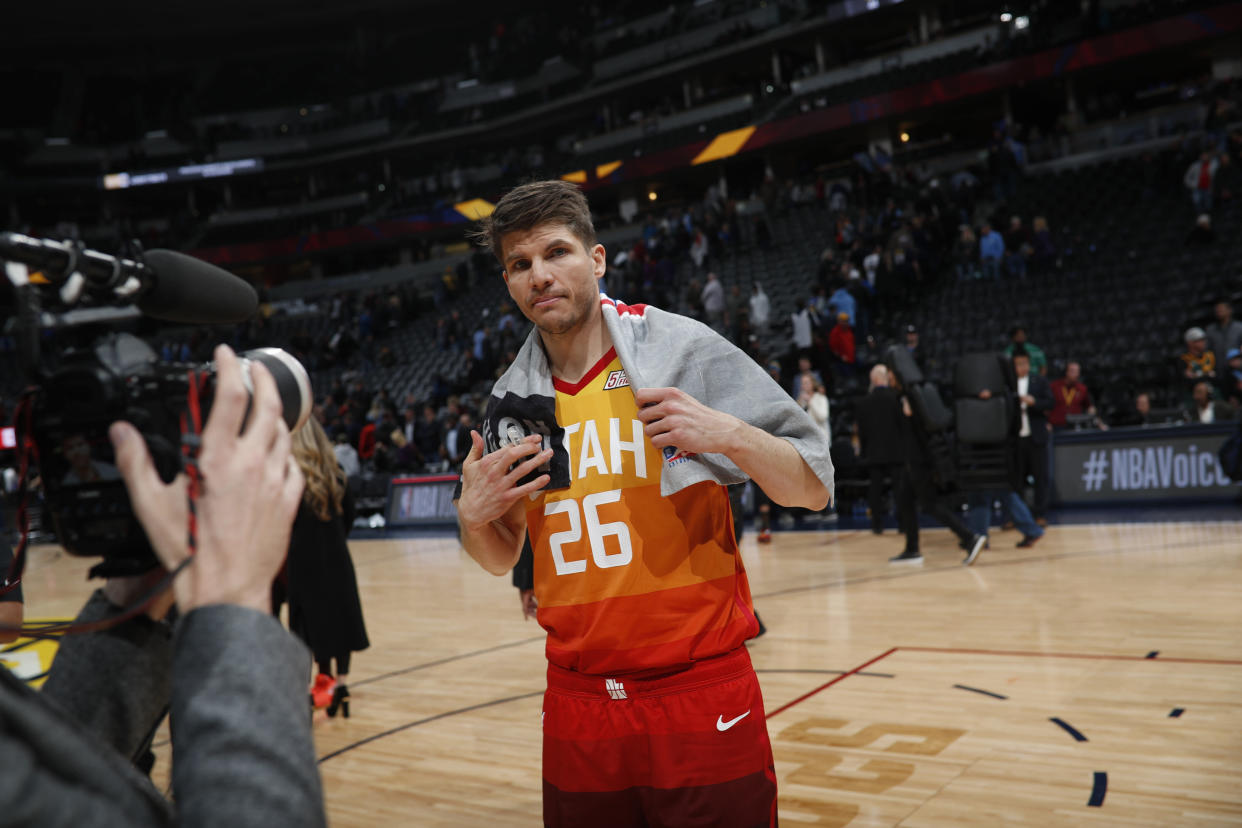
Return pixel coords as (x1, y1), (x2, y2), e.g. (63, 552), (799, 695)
(317, 690), (544, 763)
(900, 645), (1242, 665)
(766, 648), (898, 718)
(352, 635), (544, 687)
(766, 642), (1242, 717)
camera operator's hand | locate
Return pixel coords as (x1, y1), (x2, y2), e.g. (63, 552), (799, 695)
(109, 345), (304, 614)
(102, 569), (176, 621)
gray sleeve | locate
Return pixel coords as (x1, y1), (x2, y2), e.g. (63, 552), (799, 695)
(40, 589), (173, 762)
(687, 324), (836, 500)
(169, 605), (326, 828)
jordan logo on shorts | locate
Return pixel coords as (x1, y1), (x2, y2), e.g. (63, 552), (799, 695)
(605, 678), (628, 700)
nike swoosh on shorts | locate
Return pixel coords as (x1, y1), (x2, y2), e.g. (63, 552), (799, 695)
(716, 711), (751, 731)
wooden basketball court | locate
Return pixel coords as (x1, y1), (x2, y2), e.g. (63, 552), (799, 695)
(11, 518), (1242, 826)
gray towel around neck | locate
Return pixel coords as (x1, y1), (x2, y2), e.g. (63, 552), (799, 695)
(478, 297), (834, 501)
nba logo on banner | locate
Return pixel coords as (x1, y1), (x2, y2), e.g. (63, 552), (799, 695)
(603, 369), (629, 390)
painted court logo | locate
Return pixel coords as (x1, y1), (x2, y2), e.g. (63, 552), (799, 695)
(603, 369), (629, 390)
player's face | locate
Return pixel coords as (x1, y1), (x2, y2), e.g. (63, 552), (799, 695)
(501, 223), (605, 337)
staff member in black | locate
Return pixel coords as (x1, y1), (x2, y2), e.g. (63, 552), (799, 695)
(889, 375), (986, 566)
(1011, 347), (1054, 525)
(856, 364), (905, 535)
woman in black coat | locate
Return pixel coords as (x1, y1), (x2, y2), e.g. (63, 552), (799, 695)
(287, 417), (369, 717)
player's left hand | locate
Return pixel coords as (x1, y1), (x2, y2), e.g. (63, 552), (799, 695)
(635, 387), (743, 456)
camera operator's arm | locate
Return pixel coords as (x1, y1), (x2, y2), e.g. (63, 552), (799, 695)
(111, 345), (326, 827)
(39, 572), (175, 762)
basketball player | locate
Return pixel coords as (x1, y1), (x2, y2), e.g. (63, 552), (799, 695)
(454, 180), (833, 826)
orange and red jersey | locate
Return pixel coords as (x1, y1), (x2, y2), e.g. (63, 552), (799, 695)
(526, 348), (759, 677)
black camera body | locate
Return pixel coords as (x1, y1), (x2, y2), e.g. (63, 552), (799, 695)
(2, 234), (310, 580)
(24, 333), (309, 578)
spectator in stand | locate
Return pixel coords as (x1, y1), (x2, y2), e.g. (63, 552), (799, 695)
(789, 356), (823, 399)
(341, 410), (363, 451)
(1180, 326), (1217, 382)
(863, 244), (882, 288)
(791, 299), (814, 355)
(953, 225), (977, 281)
(357, 420), (377, 463)
(389, 430), (419, 471)
(1048, 361), (1099, 428)
(828, 313), (856, 367)
(1030, 216), (1057, 274)
(1184, 150), (1221, 214)
(1004, 215), (1030, 279)
(1207, 299), (1242, 361)
(1115, 391), (1155, 428)
(1185, 380), (1236, 424)
(414, 404), (445, 471)
(1004, 324), (1047, 376)
(855, 364), (904, 535)
(979, 221), (1004, 279)
(399, 406), (417, 445)
(333, 432), (361, 478)
(829, 281), (856, 327)
(701, 271), (725, 330)
(689, 228), (709, 271)
(749, 282), (771, 332)
(1185, 213), (1216, 245)
(1219, 349), (1242, 407)
(443, 411), (474, 470)
(796, 375), (830, 441)
(904, 324), (925, 372)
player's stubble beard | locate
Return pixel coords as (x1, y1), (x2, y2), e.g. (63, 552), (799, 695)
(530, 286), (596, 338)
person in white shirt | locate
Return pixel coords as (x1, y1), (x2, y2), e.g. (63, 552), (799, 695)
(791, 299), (814, 353)
(1187, 380), (1236, 424)
(797, 375), (831, 441)
(749, 282), (770, 331)
(863, 245), (881, 287)
(700, 271), (725, 329)
(333, 432), (361, 477)
(1012, 348), (1054, 524)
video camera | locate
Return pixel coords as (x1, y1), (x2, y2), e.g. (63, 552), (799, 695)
(2, 232), (311, 578)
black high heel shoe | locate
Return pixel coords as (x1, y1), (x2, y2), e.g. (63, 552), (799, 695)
(326, 684), (350, 718)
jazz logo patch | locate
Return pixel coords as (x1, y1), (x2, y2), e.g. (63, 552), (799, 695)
(663, 446), (696, 466)
(603, 369), (630, 390)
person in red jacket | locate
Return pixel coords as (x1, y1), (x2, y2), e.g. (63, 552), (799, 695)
(357, 421), (377, 460)
(828, 312), (856, 364)
(1048, 361), (1098, 428)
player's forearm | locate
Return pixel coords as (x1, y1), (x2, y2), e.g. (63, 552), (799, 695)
(459, 515), (523, 575)
(724, 422), (830, 510)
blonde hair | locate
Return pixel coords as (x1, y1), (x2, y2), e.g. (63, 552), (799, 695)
(292, 417), (347, 521)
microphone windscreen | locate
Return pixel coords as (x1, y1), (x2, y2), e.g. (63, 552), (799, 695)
(138, 250), (259, 323)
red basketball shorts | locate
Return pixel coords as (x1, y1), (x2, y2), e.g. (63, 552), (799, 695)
(542, 647), (777, 828)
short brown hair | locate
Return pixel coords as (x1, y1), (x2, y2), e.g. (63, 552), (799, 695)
(470, 179), (596, 264)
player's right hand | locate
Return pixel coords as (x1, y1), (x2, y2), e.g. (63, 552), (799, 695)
(455, 430), (552, 530)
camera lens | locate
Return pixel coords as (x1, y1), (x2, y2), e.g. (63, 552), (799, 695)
(240, 348), (312, 432)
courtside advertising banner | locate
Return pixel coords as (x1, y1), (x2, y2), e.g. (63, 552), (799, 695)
(1054, 425), (1241, 503)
